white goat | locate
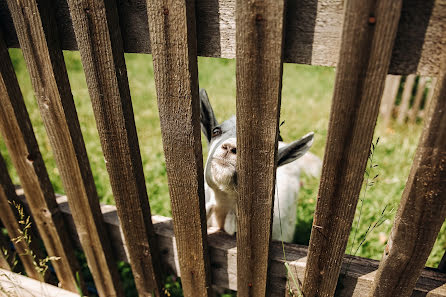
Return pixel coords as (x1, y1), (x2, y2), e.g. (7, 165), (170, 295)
(200, 89), (321, 242)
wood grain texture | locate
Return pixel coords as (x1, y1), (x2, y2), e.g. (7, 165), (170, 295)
(0, 154), (42, 281)
(0, 0), (444, 75)
(0, 268), (80, 297)
(302, 1), (403, 296)
(18, 191), (446, 297)
(4, 1), (123, 295)
(409, 76), (428, 123)
(368, 49), (446, 297)
(67, 0), (165, 295)
(0, 21), (81, 292)
(235, 1), (285, 296)
(397, 74), (416, 124)
(146, 1), (211, 296)
(380, 75), (401, 128)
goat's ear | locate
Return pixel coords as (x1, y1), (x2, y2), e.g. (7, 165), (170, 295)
(200, 88), (218, 142)
(277, 132), (314, 167)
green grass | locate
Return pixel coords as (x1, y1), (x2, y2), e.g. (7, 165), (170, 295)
(1, 49), (445, 294)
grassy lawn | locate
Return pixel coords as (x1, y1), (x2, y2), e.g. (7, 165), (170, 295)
(1, 49), (445, 288)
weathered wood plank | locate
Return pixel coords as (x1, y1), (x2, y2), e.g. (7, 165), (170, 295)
(424, 77), (439, 117)
(18, 191), (446, 297)
(397, 74), (416, 124)
(0, 154), (42, 280)
(0, 268), (80, 297)
(409, 76), (428, 123)
(5, 1), (123, 295)
(368, 48), (446, 297)
(0, 0), (443, 75)
(302, 1), (403, 296)
(235, 0), (285, 296)
(146, 1), (211, 296)
(380, 75), (401, 128)
(66, 0), (165, 295)
(0, 23), (81, 292)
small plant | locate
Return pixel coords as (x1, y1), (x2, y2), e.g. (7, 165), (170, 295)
(9, 200), (60, 279)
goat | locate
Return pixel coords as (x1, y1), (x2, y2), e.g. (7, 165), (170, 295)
(200, 89), (321, 242)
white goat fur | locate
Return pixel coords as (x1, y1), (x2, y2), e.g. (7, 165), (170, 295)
(201, 96), (322, 242)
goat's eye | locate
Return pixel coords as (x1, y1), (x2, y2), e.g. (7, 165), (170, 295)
(212, 127), (222, 137)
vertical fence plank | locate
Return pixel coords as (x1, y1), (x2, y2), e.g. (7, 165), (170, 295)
(302, 1), (403, 296)
(4, 1), (123, 295)
(397, 74), (416, 124)
(0, 154), (43, 280)
(409, 76), (428, 123)
(235, 0), (285, 296)
(380, 75), (401, 128)
(369, 53), (446, 297)
(67, 0), (165, 295)
(424, 77), (438, 117)
(0, 26), (81, 292)
(146, 1), (211, 296)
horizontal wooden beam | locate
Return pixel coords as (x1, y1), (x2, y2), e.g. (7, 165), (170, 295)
(15, 188), (446, 296)
(0, 268), (80, 297)
(0, 0), (442, 75)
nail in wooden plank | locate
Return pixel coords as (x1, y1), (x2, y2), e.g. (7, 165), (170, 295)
(302, 1), (403, 296)
(146, 0), (211, 296)
(369, 51), (446, 297)
(67, 0), (165, 295)
(0, 24), (81, 292)
(4, 1), (122, 294)
(235, 0), (286, 296)
(397, 74), (416, 124)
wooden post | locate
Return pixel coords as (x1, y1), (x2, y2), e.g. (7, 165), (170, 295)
(146, 0), (211, 296)
(0, 22), (81, 292)
(408, 76), (428, 123)
(67, 0), (165, 295)
(423, 77), (438, 117)
(302, 1), (403, 296)
(396, 74), (416, 124)
(235, 0), (285, 296)
(380, 75), (401, 128)
(369, 52), (446, 297)
(0, 154), (43, 280)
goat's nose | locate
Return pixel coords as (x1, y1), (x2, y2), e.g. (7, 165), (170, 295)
(221, 143), (237, 154)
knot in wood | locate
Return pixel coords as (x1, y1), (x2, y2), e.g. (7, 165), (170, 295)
(255, 14), (263, 22)
(163, 7), (169, 15)
(368, 14), (376, 25)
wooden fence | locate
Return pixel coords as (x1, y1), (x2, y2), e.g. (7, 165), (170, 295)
(0, 0), (444, 297)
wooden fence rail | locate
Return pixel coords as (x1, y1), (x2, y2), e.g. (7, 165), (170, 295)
(0, 0), (444, 296)
(13, 189), (446, 297)
(0, 0), (444, 76)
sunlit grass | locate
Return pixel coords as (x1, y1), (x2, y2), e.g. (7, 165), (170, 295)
(1, 49), (444, 269)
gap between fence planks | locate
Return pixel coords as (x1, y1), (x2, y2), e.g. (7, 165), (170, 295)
(368, 46), (446, 297)
(5, 0), (125, 295)
(15, 190), (446, 297)
(0, 21), (82, 292)
(0, 155), (44, 281)
(379, 75), (401, 128)
(146, 1), (212, 296)
(302, 1), (403, 296)
(235, 0), (285, 296)
(67, 0), (165, 296)
(0, 0), (443, 76)
(409, 76), (428, 123)
(397, 74), (416, 124)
